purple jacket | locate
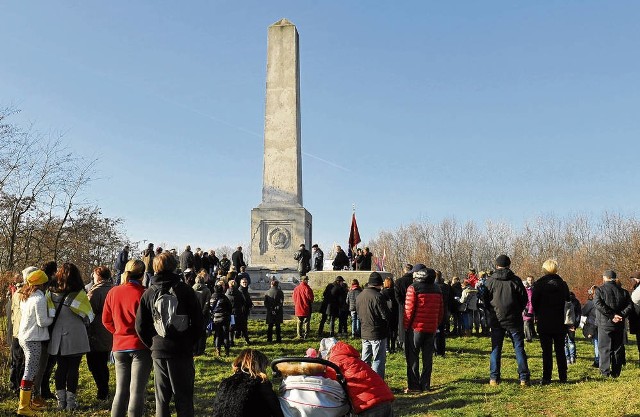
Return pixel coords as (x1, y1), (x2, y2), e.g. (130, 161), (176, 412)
(523, 286), (534, 321)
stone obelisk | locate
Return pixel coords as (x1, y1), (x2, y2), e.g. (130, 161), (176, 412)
(250, 18), (312, 272)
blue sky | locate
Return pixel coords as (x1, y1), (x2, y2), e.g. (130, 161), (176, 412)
(2, 2), (639, 254)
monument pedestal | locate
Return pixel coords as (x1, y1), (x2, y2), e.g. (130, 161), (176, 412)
(250, 205), (311, 271)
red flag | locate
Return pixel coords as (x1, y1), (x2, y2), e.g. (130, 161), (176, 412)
(348, 213), (361, 249)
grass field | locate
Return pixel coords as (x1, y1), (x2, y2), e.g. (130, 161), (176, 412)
(2, 316), (640, 417)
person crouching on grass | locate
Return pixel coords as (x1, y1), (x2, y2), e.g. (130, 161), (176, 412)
(17, 270), (53, 416)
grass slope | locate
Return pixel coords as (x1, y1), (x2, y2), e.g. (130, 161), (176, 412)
(1, 317), (639, 417)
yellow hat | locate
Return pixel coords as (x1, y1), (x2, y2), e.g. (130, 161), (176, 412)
(121, 259), (145, 283)
(27, 270), (48, 286)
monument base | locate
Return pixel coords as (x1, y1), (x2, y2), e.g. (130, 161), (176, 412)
(250, 205), (312, 270)
(307, 270), (394, 292)
(246, 267), (300, 291)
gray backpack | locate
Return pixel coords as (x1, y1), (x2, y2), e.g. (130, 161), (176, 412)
(152, 283), (189, 337)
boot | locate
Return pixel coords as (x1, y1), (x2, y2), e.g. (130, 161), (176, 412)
(30, 395), (47, 411)
(17, 388), (36, 416)
(65, 391), (78, 411)
(55, 390), (67, 410)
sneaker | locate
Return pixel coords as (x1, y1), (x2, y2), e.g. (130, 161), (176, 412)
(403, 388), (421, 394)
(520, 380), (530, 387)
(489, 380), (499, 386)
(539, 379), (551, 386)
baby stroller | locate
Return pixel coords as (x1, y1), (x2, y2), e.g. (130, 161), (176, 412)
(272, 357), (351, 417)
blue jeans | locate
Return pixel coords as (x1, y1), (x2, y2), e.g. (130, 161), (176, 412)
(593, 336), (599, 364)
(112, 350), (152, 417)
(351, 311), (361, 337)
(362, 339), (387, 379)
(564, 329), (576, 361)
(490, 326), (530, 382)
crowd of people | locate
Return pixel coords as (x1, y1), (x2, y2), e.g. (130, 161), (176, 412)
(4, 242), (640, 416)
(292, 254), (640, 393)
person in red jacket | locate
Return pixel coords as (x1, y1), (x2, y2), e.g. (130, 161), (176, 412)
(292, 276), (314, 339)
(403, 264), (443, 393)
(102, 259), (152, 417)
(321, 338), (395, 417)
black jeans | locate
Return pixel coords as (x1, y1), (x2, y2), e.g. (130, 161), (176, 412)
(55, 355), (82, 393)
(434, 321), (447, 356)
(318, 313), (336, 336)
(539, 332), (567, 382)
(405, 329), (435, 391)
(267, 322), (281, 342)
(86, 351), (110, 398)
(153, 356), (195, 417)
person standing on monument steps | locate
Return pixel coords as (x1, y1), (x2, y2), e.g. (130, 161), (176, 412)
(312, 244), (324, 271)
(483, 254), (530, 387)
(232, 246), (246, 273)
(332, 246), (350, 271)
(294, 244), (311, 277)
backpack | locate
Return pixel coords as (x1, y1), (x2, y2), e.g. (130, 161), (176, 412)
(152, 283), (189, 337)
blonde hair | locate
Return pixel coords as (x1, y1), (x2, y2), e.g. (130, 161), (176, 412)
(542, 259), (558, 275)
(383, 277), (393, 289)
(232, 349), (270, 382)
(121, 259), (145, 284)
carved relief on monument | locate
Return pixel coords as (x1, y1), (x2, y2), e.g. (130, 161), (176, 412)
(268, 226), (291, 249)
(259, 220), (292, 254)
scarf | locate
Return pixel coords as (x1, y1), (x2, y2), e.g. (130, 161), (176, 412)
(46, 290), (95, 323)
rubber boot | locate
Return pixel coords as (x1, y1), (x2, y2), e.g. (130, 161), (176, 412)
(17, 388), (36, 416)
(55, 390), (67, 410)
(65, 391), (78, 411)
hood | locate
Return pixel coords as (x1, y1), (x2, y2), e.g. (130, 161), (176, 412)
(493, 268), (515, 281)
(538, 274), (564, 293)
(319, 337), (338, 359)
(328, 341), (360, 360)
(150, 272), (180, 287)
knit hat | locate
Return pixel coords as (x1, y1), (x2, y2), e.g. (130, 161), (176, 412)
(368, 272), (384, 287)
(26, 270), (48, 286)
(21, 266), (38, 283)
(603, 270), (617, 280)
(495, 255), (511, 268)
(411, 263), (427, 273)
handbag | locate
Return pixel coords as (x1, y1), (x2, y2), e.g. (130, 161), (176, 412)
(564, 301), (575, 326)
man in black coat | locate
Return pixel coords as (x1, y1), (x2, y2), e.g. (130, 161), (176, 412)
(317, 276), (344, 337)
(434, 270), (451, 356)
(294, 244), (311, 276)
(114, 245), (129, 285)
(356, 272), (391, 379)
(332, 246), (350, 271)
(394, 263), (413, 351)
(594, 270), (633, 378)
(232, 246), (246, 273)
(483, 254), (530, 386)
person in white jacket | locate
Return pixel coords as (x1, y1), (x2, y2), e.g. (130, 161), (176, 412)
(17, 269), (53, 416)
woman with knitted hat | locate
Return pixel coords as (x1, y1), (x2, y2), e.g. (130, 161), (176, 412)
(17, 269), (53, 416)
